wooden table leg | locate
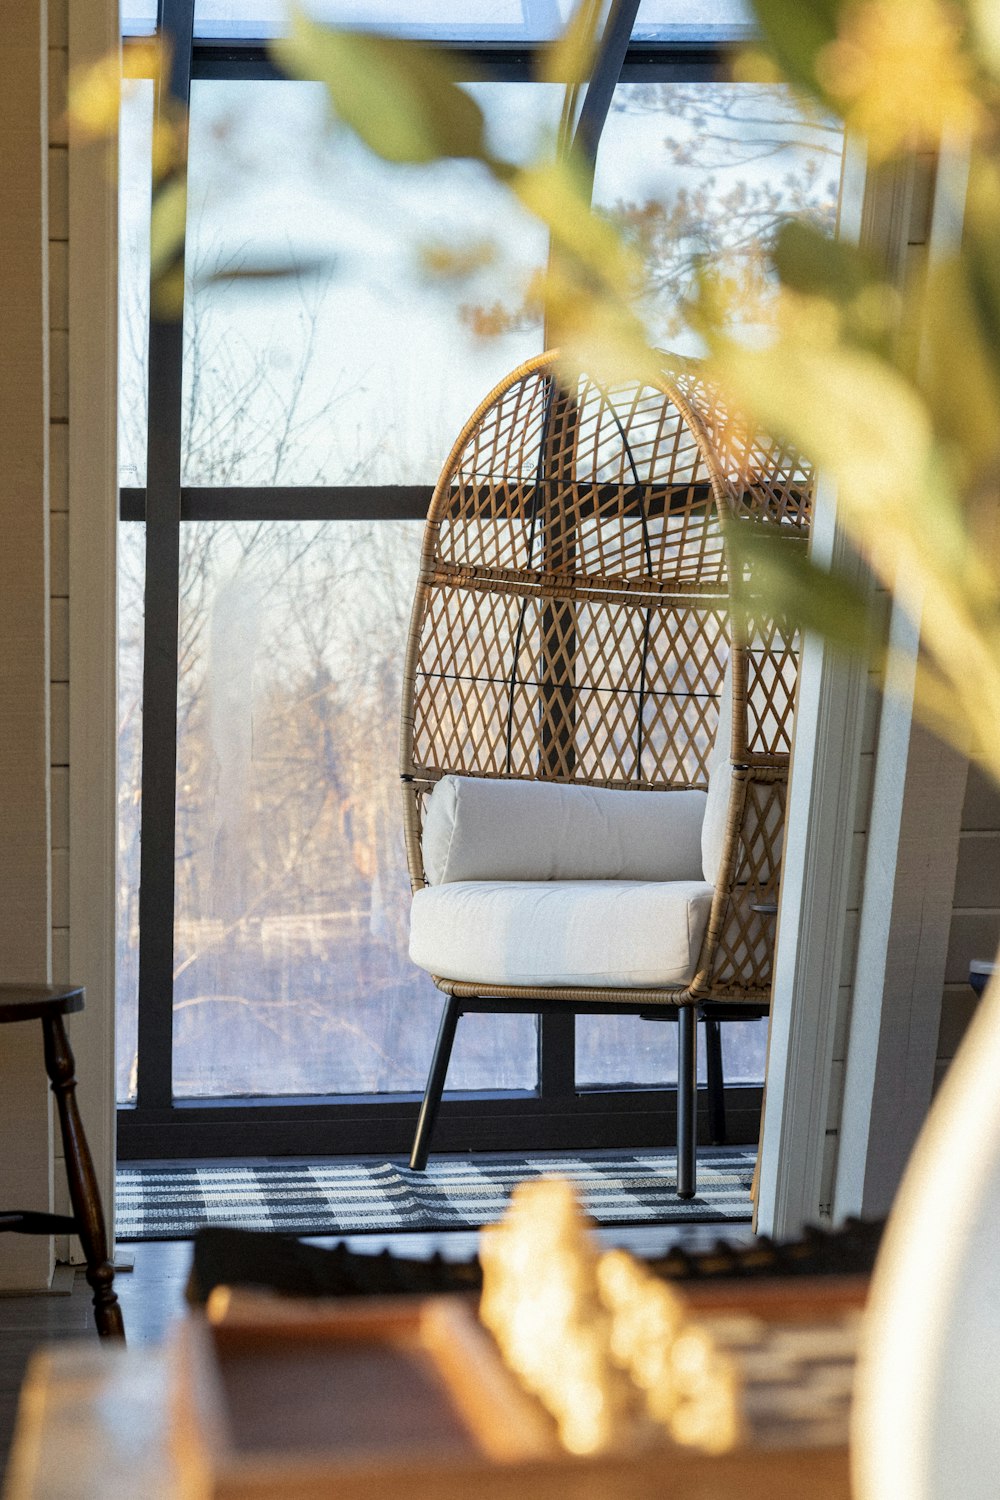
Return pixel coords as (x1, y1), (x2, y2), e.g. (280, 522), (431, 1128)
(42, 1015), (125, 1341)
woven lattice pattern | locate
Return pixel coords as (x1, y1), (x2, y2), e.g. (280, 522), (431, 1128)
(705, 774), (788, 997)
(679, 370), (814, 531)
(401, 352), (812, 1006)
(434, 364), (726, 587)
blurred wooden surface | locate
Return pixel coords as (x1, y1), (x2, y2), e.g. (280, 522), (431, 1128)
(4, 1277), (860, 1500)
(0, 1219), (757, 1484)
(4, 1332), (853, 1500)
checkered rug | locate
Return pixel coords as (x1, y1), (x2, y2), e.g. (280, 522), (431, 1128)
(115, 1148), (756, 1240)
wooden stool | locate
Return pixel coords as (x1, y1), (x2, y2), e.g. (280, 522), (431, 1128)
(0, 983), (124, 1340)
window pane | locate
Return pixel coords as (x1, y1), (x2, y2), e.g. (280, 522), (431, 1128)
(594, 82), (843, 355)
(193, 0), (579, 41)
(119, 79), (153, 487)
(575, 1014), (768, 1088)
(633, 0), (754, 39)
(190, 0), (756, 40)
(117, 522), (146, 1103)
(579, 84), (840, 1089)
(180, 80), (555, 488)
(121, 0), (156, 36)
(171, 520), (536, 1097)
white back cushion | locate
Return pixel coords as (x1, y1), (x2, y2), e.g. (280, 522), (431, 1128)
(701, 655), (733, 885)
(421, 776), (707, 886)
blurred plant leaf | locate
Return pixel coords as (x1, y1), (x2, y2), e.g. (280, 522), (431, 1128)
(540, 0), (604, 84)
(726, 518), (880, 663)
(149, 176), (187, 300)
(773, 219), (873, 303)
(70, 42), (163, 140)
(748, 0), (842, 103)
(918, 252), (1000, 476)
(707, 309), (934, 520)
(541, 263), (662, 388)
(151, 262), (185, 320)
(961, 0), (1000, 80)
(271, 8), (490, 165)
(198, 255), (337, 285)
(957, 161), (1000, 413)
(752, 0), (983, 161)
(515, 157), (643, 295)
(514, 156), (661, 385)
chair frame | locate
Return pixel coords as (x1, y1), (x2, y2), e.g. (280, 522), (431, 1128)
(400, 352), (809, 1197)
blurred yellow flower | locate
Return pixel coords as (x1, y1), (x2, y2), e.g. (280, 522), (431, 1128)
(67, 53), (125, 141)
(816, 0), (981, 159)
(69, 40), (164, 142)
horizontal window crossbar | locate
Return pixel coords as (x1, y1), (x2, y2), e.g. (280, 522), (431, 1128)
(119, 481), (720, 524)
(120, 485), (434, 522)
(117, 1084), (764, 1160)
(123, 36), (733, 84)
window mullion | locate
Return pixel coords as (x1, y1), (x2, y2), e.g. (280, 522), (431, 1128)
(134, 0), (195, 1110)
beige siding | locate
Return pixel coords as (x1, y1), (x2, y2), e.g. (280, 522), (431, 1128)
(49, 0), (70, 1077)
(936, 765), (1000, 1077)
(0, 0), (55, 1290)
(818, 680), (880, 1216)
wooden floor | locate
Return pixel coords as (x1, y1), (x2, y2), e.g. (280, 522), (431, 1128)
(0, 1218), (755, 1484)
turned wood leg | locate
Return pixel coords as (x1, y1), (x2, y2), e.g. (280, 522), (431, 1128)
(676, 1004), (697, 1200)
(409, 996), (461, 1172)
(42, 1015), (125, 1341)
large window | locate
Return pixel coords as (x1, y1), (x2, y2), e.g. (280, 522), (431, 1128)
(117, 0), (843, 1155)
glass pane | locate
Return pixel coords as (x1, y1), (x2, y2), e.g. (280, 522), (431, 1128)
(575, 1014), (768, 1088)
(171, 520), (536, 1097)
(594, 82), (843, 356)
(180, 80), (555, 487)
(194, 0), (579, 41)
(633, 0), (755, 40)
(720, 1015), (769, 1085)
(119, 79), (153, 487)
(191, 0), (756, 40)
(121, 0), (156, 35)
(576, 1016), (707, 1089)
(117, 522), (146, 1103)
(579, 84), (840, 1088)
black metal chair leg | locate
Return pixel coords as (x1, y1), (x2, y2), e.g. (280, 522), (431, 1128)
(703, 1012), (727, 1146)
(676, 1004), (697, 1200)
(409, 996), (462, 1172)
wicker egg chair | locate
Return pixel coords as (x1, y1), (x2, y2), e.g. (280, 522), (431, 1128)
(400, 351), (811, 1197)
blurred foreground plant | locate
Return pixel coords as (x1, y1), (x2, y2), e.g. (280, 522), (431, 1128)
(73, 0), (1000, 785)
(274, 3), (1000, 792)
(701, 0), (1000, 786)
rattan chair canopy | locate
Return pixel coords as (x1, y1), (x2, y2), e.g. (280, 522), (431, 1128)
(400, 350), (812, 1196)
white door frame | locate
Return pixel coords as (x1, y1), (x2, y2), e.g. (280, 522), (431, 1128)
(757, 143), (969, 1238)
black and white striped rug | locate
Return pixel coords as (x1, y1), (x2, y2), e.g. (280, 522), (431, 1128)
(116, 1149), (756, 1241)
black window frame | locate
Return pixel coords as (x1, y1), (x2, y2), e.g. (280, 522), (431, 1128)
(118, 0), (764, 1160)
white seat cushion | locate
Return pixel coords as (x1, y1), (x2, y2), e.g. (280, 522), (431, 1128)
(421, 775), (708, 886)
(409, 879), (715, 989)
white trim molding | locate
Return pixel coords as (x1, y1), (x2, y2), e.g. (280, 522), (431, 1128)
(754, 475), (873, 1239)
(758, 139), (971, 1237)
(832, 600), (967, 1221)
(755, 137), (904, 1240)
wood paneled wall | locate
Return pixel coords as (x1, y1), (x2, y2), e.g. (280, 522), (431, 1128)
(0, 0), (55, 1291)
